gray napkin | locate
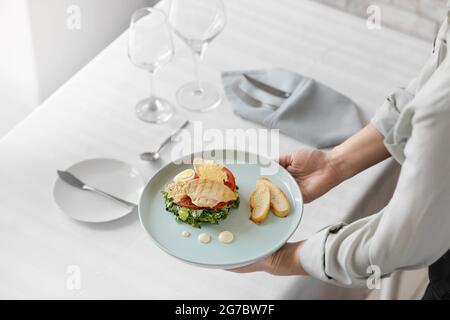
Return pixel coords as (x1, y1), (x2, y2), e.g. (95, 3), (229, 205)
(222, 68), (364, 148)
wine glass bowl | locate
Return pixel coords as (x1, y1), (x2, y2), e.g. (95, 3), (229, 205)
(170, 0), (226, 46)
(169, 0), (226, 112)
(128, 8), (175, 123)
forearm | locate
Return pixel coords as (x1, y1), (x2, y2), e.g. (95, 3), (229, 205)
(328, 124), (391, 182)
(268, 241), (307, 276)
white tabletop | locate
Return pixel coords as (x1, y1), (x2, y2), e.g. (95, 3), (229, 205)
(0, 0), (430, 299)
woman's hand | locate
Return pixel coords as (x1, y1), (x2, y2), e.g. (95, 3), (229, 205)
(279, 126), (391, 204)
(278, 149), (342, 203)
(229, 242), (307, 276)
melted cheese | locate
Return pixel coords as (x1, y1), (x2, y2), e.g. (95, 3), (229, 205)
(193, 158), (227, 183)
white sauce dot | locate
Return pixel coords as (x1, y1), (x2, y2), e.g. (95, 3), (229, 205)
(219, 231), (234, 244)
(198, 233), (211, 243)
(181, 230), (191, 238)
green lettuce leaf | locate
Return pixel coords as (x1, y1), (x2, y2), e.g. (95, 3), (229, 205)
(162, 188), (240, 228)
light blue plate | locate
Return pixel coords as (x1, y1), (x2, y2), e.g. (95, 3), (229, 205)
(138, 149), (303, 269)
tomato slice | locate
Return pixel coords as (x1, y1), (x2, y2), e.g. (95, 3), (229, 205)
(223, 167), (236, 191)
(212, 202), (228, 209)
(176, 196), (200, 209)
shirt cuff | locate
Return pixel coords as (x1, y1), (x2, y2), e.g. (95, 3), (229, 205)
(299, 224), (346, 284)
(371, 99), (400, 137)
(371, 89), (414, 137)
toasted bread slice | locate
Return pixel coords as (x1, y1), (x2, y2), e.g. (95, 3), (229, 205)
(249, 185), (270, 224)
(256, 178), (290, 217)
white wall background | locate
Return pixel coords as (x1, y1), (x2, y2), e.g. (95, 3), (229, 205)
(0, 0), (39, 136)
(0, 0), (158, 137)
(27, 0), (159, 101)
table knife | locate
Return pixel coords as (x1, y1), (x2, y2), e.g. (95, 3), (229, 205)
(243, 74), (291, 98)
(57, 170), (137, 208)
(233, 84), (279, 111)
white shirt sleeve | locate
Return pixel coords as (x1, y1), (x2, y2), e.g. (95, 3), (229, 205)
(371, 20), (448, 137)
(300, 61), (450, 287)
(370, 80), (417, 136)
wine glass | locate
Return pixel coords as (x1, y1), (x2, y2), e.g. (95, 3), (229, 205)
(169, 0), (226, 112)
(128, 8), (175, 123)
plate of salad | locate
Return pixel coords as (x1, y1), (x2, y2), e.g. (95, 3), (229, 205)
(162, 156), (240, 228)
(138, 149), (303, 268)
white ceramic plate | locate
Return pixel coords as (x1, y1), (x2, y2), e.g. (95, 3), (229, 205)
(53, 158), (144, 223)
(139, 149), (303, 269)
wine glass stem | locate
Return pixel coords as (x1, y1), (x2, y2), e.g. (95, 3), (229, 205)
(192, 50), (203, 94)
(149, 71), (155, 97)
(148, 71), (158, 111)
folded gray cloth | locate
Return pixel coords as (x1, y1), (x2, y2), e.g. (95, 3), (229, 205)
(222, 68), (364, 148)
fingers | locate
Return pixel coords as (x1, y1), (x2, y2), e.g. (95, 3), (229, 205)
(227, 260), (266, 273)
(227, 266), (256, 273)
(284, 165), (312, 203)
(277, 153), (293, 168)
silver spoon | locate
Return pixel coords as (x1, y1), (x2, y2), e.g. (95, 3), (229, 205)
(140, 120), (190, 161)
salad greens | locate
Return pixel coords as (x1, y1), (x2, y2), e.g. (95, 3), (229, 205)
(162, 189), (240, 228)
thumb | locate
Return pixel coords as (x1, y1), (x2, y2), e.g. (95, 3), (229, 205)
(277, 153), (293, 168)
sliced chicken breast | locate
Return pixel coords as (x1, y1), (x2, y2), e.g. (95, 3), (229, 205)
(185, 179), (237, 208)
